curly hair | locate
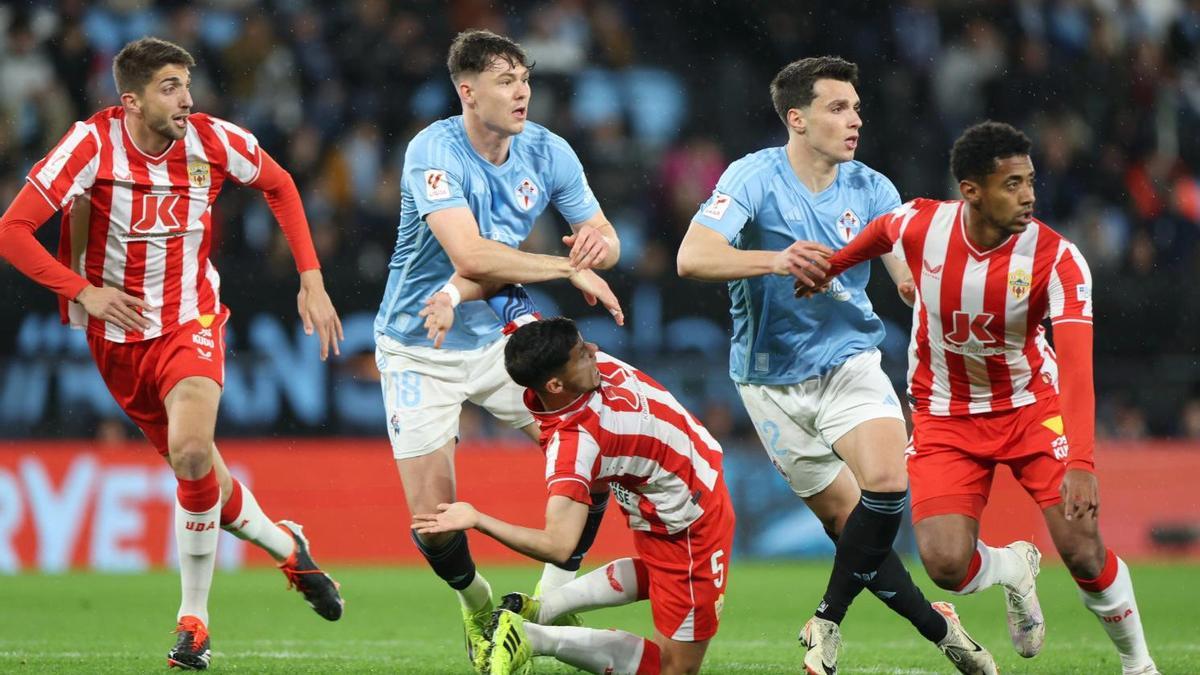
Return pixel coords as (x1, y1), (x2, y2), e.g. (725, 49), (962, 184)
(950, 121), (1033, 183)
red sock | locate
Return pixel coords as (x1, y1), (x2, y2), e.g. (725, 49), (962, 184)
(954, 550), (983, 592)
(1073, 548), (1119, 592)
(177, 469), (220, 512)
(219, 478), (244, 526)
(637, 639), (661, 675)
(633, 557), (651, 601)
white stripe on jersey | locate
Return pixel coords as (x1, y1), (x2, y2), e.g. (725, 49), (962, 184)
(103, 119), (132, 342)
(545, 429), (601, 484)
(142, 160), (171, 338)
(594, 389), (720, 492)
(35, 123), (91, 200)
(179, 125), (210, 324)
(914, 203), (957, 415)
(1003, 227), (1040, 405)
(211, 120), (260, 184)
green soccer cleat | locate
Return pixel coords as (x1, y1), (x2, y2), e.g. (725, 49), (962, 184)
(488, 609), (533, 675)
(463, 600), (495, 674)
(531, 581), (583, 627)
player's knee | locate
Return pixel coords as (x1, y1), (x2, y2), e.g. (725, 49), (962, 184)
(658, 644), (705, 675)
(859, 472), (908, 494)
(1058, 539), (1105, 579)
(168, 434), (213, 476)
(921, 546), (972, 590)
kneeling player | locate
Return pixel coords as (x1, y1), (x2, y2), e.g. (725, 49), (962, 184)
(414, 317), (734, 675)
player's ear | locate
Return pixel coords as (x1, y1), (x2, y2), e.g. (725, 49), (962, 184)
(543, 376), (564, 395)
(457, 77), (475, 108)
(958, 179), (980, 204)
(120, 91), (141, 115)
(787, 108), (805, 135)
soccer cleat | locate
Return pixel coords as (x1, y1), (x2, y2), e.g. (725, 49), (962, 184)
(464, 601), (495, 674)
(1123, 664), (1162, 675)
(532, 580), (583, 626)
(166, 615), (211, 670)
(933, 601), (999, 675)
(1003, 540), (1045, 657)
(276, 520), (345, 621)
(488, 609), (533, 675)
(499, 592), (542, 622)
(798, 616), (841, 675)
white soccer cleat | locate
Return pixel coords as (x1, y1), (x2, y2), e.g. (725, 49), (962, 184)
(1004, 540), (1045, 657)
(798, 616), (841, 675)
(1123, 664), (1161, 675)
(933, 601), (999, 675)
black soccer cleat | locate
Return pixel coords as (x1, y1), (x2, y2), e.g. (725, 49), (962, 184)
(167, 615), (211, 670)
(276, 520), (345, 621)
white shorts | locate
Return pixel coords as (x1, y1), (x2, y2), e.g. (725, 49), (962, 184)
(375, 334), (534, 459)
(737, 349), (904, 498)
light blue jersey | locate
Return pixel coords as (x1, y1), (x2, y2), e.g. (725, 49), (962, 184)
(375, 116), (599, 350)
(692, 148), (901, 385)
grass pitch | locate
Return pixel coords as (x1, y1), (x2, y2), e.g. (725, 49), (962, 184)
(0, 561), (1195, 673)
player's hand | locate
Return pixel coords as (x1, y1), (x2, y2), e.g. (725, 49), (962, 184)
(75, 285), (151, 331)
(1059, 468), (1099, 522)
(897, 278), (917, 307)
(297, 270), (344, 361)
(793, 278), (831, 299)
(568, 269), (625, 326)
(772, 240), (832, 288)
(563, 224), (612, 270)
(411, 502), (479, 534)
(418, 291), (456, 348)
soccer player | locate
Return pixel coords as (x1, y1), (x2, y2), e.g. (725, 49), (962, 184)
(414, 317), (734, 675)
(676, 56), (993, 674)
(374, 30), (621, 670)
(0, 37), (344, 669)
(807, 121), (1159, 674)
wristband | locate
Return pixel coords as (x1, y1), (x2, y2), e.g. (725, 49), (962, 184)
(439, 282), (462, 308)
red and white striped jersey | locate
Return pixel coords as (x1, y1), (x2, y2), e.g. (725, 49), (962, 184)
(844, 198), (1093, 416)
(527, 352), (727, 535)
(26, 106), (263, 343)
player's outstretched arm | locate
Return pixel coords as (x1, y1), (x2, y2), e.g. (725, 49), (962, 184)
(412, 495), (589, 565)
(563, 211), (620, 271)
(0, 183), (151, 330)
(676, 220), (831, 286)
(250, 150), (343, 360)
(428, 207), (578, 284)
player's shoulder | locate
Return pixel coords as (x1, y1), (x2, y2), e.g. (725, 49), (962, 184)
(81, 106), (122, 127)
(1032, 217), (1083, 256)
(516, 120), (577, 159)
(840, 160), (898, 192)
(405, 117), (468, 162)
(722, 147), (779, 182)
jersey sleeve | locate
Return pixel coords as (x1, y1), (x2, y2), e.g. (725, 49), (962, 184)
(26, 122), (101, 209)
(691, 158), (757, 242)
(405, 131), (469, 218)
(207, 116), (264, 185)
(1046, 242), (1093, 325)
(547, 135), (600, 225)
(871, 172), (903, 220)
(544, 427), (600, 505)
(487, 284), (542, 333)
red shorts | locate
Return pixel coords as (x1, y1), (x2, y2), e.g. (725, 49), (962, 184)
(86, 311), (229, 455)
(632, 485), (735, 642)
(909, 396), (1067, 523)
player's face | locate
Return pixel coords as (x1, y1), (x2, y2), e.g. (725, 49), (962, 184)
(134, 64), (193, 142)
(973, 155), (1036, 234)
(557, 336), (602, 395)
(463, 57), (531, 137)
(797, 79), (862, 164)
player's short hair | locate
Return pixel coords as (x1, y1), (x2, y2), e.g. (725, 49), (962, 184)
(447, 29), (533, 83)
(950, 121), (1033, 183)
(113, 37), (195, 95)
(769, 56), (858, 123)
(504, 317), (579, 391)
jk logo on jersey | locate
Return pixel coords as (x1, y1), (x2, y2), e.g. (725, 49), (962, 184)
(515, 177), (539, 211)
(836, 209), (860, 243)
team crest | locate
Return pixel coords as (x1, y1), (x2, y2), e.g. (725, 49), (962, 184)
(1008, 268), (1032, 300)
(515, 177), (539, 211)
(836, 209), (860, 242)
(188, 161), (211, 188)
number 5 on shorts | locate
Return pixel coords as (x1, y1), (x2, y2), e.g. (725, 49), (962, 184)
(711, 549), (725, 589)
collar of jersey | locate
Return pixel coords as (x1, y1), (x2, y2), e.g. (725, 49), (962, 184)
(957, 201), (1018, 260)
(121, 116), (178, 163)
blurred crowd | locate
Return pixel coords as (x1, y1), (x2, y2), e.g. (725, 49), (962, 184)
(1, 0), (1199, 440)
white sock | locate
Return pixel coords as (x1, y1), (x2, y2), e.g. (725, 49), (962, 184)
(525, 623), (654, 675)
(457, 572), (493, 613)
(539, 557), (644, 624)
(220, 479), (294, 562)
(953, 540), (1027, 595)
(175, 496), (221, 623)
(538, 562), (578, 591)
(1077, 555), (1155, 672)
